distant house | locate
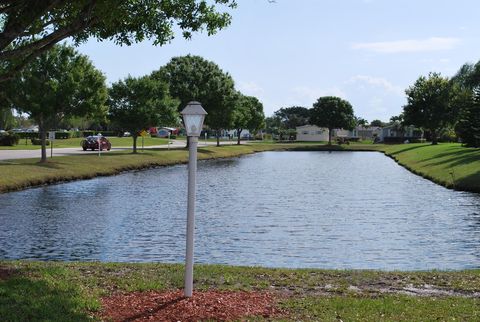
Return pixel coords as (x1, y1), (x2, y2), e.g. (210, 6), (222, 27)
(296, 125), (329, 141)
(223, 129), (252, 139)
(333, 128), (356, 139)
(150, 127), (178, 138)
(297, 125), (384, 142)
(356, 126), (382, 140)
(378, 124), (423, 143)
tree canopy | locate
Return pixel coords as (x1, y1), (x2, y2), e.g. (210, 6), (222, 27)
(153, 54), (236, 146)
(452, 62), (480, 89)
(273, 106), (310, 129)
(108, 75), (178, 153)
(452, 62), (480, 147)
(0, 0), (236, 82)
(455, 87), (480, 147)
(370, 119), (385, 127)
(7, 44), (107, 161)
(310, 96), (355, 145)
(403, 72), (454, 145)
(231, 94), (265, 144)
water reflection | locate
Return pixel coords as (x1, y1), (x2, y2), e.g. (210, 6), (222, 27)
(0, 151), (479, 270)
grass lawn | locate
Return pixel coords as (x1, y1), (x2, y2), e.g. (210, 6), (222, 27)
(0, 136), (169, 150)
(381, 143), (480, 193)
(1, 261), (479, 321)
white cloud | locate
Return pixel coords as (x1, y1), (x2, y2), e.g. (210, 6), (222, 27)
(238, 81), (265, 97)
(290, 86), (347, 105)
(347, 75), (403, 96)
(352, 37), (461, 53)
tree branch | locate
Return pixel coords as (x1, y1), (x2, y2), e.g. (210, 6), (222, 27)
(0, 0), (64, 50)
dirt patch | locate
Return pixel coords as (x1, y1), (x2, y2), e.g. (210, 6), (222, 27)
(99, 290), (283, 321)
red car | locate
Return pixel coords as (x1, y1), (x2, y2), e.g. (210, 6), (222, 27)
(81, 136), (111, 151)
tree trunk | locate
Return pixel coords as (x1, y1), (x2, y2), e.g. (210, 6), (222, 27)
(216, 130), (220, 147)
(39, 116), (47, 163)
(328, 128), (332, 145)
(431, 129), (438, 145)
(132, 135), (138, 153)
(237, 128), (242, 145)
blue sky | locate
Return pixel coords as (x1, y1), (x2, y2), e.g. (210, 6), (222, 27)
(77, 0), (480, 121)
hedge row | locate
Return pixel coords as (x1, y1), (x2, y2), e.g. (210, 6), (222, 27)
(81, 131), (121, 137)
(0, 133), (19, 146)
(16, 132), (71, 139)
(14, 131), (124, 140)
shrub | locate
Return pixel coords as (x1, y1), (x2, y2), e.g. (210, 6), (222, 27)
(0, 132), (19, 146)
(69, 131), (82, 138)
(83, 130), (117, 137)
(54, 132), (71, 139)
(16, 132), (39, 139)
(170, 135), (176, 139)
(31, 138), (50, 146)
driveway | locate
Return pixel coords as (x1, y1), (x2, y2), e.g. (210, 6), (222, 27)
(0, 139), (244, 160)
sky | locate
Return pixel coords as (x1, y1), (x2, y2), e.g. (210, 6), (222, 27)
(77, 0), (480, 122)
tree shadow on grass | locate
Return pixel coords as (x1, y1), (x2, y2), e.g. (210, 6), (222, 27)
(418, 148), (480, 167)
(0, 274), (91, 322)
(456, 170), (480, 193)
(197, 148), (216, 154)
(122, 296), (184, 322)
(387, 144), (430, 156)
(34, 161), (65, 169)
(147, 147), (186, 152)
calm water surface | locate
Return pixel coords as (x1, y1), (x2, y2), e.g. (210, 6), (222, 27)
(1, 151), (479, 270)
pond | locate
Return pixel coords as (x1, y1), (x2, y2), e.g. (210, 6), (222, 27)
(1, 151), (479, 270)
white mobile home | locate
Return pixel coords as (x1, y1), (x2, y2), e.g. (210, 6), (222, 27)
(296, 125), (329, 141)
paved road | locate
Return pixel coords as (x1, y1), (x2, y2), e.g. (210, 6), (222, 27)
(0, 139), (243, 161)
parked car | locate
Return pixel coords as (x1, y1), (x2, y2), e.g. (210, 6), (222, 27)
(81, 136), (111, 151)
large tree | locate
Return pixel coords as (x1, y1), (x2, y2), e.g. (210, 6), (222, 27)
(273, 106), (310, 129)
(455, 87), (480, 147)
(8, 44), (107, 162)
(264, 115), (282, 138)
(152, 55), (236, 146)
(403, 72), (454, 145)
(370, 119), (385, 127)
(452, 63), (480, 147)
(310, 96), (356, 145)
(231, 94), (265, 145)
(109, 75), (178, 153)
(0, 0), (236, 83)
(452, 62), (480, 89)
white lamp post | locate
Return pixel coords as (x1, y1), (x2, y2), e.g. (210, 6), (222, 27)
(181, 101), (207, 298)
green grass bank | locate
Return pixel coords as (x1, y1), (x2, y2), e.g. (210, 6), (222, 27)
(0, 136), (169, 150)
(0, 142), (478, 193)
(1, 261), (479, 321)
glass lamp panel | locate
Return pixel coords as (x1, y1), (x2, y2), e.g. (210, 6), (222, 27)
(183, 114), (204, 136)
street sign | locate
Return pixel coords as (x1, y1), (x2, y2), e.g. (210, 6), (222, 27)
(48, 131), (55, 158)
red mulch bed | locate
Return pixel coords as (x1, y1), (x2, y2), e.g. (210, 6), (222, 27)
(100, 289), (283, 321)
(0, 267), (16, 280)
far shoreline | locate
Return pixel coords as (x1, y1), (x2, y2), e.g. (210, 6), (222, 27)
(0, 142), (478, 194)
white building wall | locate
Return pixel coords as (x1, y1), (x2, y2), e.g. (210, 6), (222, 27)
(296, 125), (329, 141)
